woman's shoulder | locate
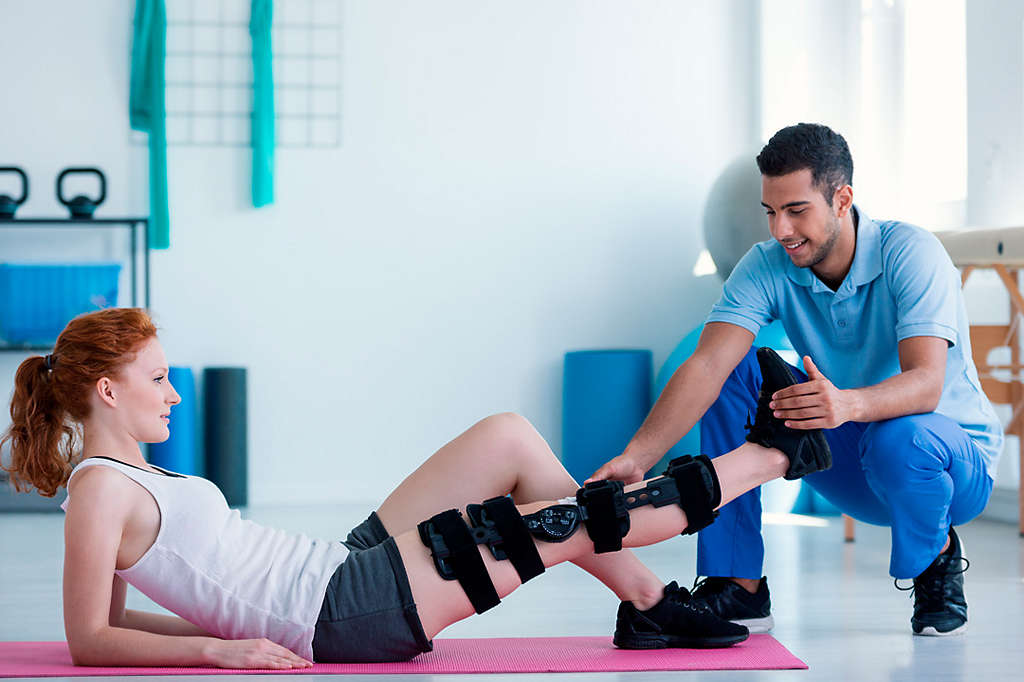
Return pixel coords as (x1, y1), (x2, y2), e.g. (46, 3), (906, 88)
(65, 461), (148, 517)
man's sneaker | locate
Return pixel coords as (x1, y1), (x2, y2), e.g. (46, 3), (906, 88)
(745, 347), (832, 480)
(613, 581), (749, 649)
(902, 527), (969, 636)
(690, 576), (775, 633)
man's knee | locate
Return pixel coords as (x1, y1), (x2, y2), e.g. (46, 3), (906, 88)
(860, 418), (945, 490)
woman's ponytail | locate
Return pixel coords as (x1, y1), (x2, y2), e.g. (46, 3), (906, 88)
(1, 355), (77, 497)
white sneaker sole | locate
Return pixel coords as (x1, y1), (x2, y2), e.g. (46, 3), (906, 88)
(732, 615), (774, 633)
(914, 622), (967, 636)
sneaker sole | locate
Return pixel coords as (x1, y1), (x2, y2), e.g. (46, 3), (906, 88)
(613, 631), (749, 649)
(732, 615), (774, 633)
(913, 622), (967, 636)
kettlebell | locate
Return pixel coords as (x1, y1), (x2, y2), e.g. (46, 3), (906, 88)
(0, 167), (29, 219)
(57, 167), (106, 219)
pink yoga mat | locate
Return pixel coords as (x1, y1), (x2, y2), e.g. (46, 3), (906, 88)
(0, 636), (805, 676)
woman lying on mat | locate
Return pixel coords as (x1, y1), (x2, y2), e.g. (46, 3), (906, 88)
(2, 308), (828, 668)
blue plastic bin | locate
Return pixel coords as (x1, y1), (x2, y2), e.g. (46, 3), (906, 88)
(0, 263), (121, 344)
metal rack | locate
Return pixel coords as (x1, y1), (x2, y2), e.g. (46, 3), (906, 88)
(0, 217), (150, 352)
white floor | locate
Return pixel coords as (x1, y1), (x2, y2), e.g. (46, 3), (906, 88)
(2, 504), (1023, 681)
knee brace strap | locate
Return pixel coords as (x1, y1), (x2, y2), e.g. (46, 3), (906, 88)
(663, 454), (721, 535)
(576, 480), (630, 553)
(417, 509), (501, 614)
(465, 496), (545, 583)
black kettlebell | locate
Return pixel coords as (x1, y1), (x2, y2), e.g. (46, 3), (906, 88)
(0, 167), (29, 219)
(57, 167), (106, 219)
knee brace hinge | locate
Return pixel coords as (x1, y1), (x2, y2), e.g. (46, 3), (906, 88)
(417, 496), (545, 614)
(417, 509), (500, 614)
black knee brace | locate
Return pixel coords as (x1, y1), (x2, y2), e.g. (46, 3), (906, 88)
(417, 496), (544, 614)
(658, 454), (722, 534)
(533, 455), (722, 554)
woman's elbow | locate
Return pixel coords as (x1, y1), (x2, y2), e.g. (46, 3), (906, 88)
(66, 629), (106, 666)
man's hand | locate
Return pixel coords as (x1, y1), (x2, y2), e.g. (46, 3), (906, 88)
(585, 452), (648, 485)
(769, 356), (859, 430)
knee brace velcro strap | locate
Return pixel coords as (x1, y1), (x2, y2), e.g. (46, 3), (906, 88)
(576, 480), (630, 553)
(417, 509), (501, 614)
(664, 454), (722, 535)
(466, 496), (545, 583)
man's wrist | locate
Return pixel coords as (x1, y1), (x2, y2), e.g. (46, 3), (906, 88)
(621, 444), (659, 473)
(842, 388), (865, 423)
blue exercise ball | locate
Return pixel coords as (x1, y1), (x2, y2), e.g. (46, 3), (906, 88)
(647, 320), (793, 475)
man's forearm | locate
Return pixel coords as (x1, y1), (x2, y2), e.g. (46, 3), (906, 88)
(845, 367), (943, 423)
(623, 355), (725, 471)
(120, 609), (214, 637)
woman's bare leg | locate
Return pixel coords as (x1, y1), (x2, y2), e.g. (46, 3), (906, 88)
(396, 441), (789, 638)
(376, 413), (665, 609)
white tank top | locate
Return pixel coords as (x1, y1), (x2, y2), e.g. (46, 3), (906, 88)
(61, 457), (349, 660)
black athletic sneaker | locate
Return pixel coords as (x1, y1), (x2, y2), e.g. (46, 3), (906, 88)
(745, 347), (832, 480)
(902, 528), (969, 636)
(690, 576), (774, 633)
(613, 581), (749, 649)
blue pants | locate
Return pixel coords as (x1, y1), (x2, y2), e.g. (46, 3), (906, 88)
(697, 347), (994, 579)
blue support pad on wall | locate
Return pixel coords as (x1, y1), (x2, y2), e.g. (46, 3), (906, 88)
(148, 366), (200, 476)
(562, 350), (652, 485)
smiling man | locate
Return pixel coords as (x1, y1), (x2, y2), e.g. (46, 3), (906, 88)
(589, 123), (1002, 636)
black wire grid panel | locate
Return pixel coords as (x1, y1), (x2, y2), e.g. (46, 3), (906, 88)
(130, 0), (341, 149)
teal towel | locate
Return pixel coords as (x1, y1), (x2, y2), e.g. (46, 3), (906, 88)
(250, 0), (275, 207)
(129, 0), (169, 249)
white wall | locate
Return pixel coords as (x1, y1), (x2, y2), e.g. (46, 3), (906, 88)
(0, 0), (761, 504)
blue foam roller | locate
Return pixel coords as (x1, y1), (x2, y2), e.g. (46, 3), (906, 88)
(148, 366), (200, 476)
(562, 349), (652, 485)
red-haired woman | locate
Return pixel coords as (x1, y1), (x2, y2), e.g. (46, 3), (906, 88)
(2, 308), (812, 668)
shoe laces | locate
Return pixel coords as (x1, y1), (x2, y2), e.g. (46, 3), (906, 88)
(894, 557), (969, 608)
(689, 576), (732, 612)
(744, 392), (775, 445)
(662, 581), (710, 614)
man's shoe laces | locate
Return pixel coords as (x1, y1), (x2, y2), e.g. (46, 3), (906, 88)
(894, 557), (969, 609)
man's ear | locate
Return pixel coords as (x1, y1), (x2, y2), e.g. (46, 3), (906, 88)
(833, 184), (854, 217)
(94, 377), (117, 408)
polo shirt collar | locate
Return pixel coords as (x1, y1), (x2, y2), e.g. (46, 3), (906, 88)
(784, 205), (882, 293)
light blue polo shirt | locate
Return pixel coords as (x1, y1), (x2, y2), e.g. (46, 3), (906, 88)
(706, 206), (1003, 478)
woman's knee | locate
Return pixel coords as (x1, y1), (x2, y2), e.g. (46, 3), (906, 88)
(477, 412), (535, 440)
(475, 412), (548, 462)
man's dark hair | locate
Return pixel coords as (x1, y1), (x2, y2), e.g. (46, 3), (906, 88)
(756, 123), (853, 205)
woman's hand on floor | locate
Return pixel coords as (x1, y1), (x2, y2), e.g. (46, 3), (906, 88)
(204, 638), (313, 669)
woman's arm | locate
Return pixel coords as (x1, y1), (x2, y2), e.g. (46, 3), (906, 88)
(63, 468), (309, 669)
(109, 575), (213, 636)
(120, 609), (215, 637)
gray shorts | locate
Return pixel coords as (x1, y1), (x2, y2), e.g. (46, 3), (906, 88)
(311, 512), (433, 663)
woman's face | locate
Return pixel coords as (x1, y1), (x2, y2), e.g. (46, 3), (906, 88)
(106, 337), (181, 443)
